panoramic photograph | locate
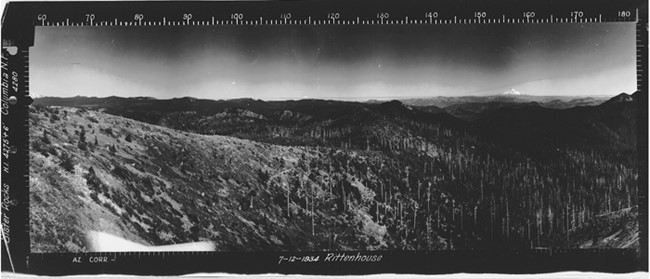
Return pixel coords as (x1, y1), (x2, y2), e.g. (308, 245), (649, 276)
(28, 22), (639, 252)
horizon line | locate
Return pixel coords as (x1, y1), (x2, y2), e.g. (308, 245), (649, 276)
(31, 92), (630, 102)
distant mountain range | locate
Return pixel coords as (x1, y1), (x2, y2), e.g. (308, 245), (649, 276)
(33, 92), (640, 153)
(33, 94), (615, 117)
(397, 94), (612, 110)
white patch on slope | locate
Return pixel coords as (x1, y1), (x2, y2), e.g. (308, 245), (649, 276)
(86, 231), (216, 252)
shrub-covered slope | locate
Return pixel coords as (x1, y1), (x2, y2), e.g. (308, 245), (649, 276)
(30, 106), (453, 252)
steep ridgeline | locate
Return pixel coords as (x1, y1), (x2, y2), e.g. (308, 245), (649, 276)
(30, 95), (639, 252)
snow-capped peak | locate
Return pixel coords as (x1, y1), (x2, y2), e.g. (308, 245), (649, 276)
(502, 88), (521, 96)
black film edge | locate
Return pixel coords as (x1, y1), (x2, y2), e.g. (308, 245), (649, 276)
(1, 0), (648, 275)
(1, 1), (34, 274)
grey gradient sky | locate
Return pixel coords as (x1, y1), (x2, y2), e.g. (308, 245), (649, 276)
(32, 23), (637, 101)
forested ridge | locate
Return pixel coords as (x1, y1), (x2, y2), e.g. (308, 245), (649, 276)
(30, 92), (641, 252)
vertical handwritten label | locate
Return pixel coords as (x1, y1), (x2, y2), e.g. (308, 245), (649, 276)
(1, 183), (9, 244)
(1, 124), (8, 162)
(1, 50), (8, 117)
(0, 48), (12, 246)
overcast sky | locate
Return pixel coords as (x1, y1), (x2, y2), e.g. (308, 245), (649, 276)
(32, 23), (636, 101)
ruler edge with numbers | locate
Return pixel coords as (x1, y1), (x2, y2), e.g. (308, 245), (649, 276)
(34, 9), (641, 27)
